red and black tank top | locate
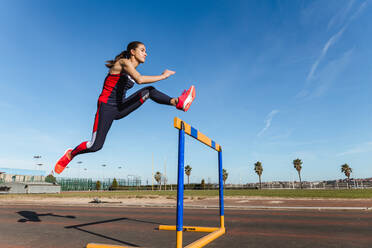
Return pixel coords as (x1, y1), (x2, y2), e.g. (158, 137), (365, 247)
(98, 73), (136, 106)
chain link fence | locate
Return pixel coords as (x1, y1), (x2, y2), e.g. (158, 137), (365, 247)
(56, 177), (141, 191)
(227, 179), (372, 190)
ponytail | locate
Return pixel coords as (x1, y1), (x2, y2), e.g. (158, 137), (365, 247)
(105, 50), (130, 68)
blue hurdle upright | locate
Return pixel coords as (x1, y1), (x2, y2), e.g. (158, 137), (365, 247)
(159, 117), (225, 248)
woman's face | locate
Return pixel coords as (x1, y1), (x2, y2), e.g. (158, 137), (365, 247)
(131, 44), (147, 63)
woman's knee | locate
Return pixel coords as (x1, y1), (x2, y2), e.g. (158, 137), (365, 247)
(89, 144), (103, 152)
(139, 87), (154, 102)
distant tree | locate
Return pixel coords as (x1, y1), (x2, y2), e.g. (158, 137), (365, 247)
(185, 165), (192, 186)
(222, 169), (228, 185)
(45, 174), (56, 184)
(341, 163), (352, 189)
(111, 178), (118, 190)
(254, 161), (263, 189)
(96, 180), (101, 190)
(154, 171), (162, 190)
(201, 179), (205, 190)
(293, 158), (303, 189)
(162, 176), (168, 191)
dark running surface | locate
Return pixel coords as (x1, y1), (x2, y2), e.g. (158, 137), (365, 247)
(0, 205), (371, 248)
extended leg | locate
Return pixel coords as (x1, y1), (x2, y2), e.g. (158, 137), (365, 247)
(71, 102), (116, 157)
(116, 86), (173, 119)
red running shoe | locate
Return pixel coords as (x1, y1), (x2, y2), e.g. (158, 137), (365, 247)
(176, 85), (196, 112)
(54, 149), (73, 174)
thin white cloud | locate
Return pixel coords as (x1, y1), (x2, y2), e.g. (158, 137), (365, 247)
(350, 1), (368, 20)
(327, 0), (355, 30)
(257, 110), (279, 137)
(337, 142), (372, 156)
(310, 48), (353, 98)
(306, 25), (346, 82)
(300, 1), (367, 99)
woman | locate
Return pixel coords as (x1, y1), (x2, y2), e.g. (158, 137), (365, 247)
(54, 41), (195, 174)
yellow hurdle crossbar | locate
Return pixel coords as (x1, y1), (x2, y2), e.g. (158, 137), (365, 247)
(174, 117), (221, 152)
(159, 225), (220, 233)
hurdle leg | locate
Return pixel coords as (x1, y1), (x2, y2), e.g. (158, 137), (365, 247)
(218, 150), (224, 228)
(176, 122), (185, 248)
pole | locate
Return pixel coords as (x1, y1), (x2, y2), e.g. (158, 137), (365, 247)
(176, 122), (185, 248)
(218, 150), (224, 228)
(164, 157), (167, 191)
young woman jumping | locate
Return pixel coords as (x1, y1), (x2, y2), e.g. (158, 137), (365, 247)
(54, 41), (195, 174)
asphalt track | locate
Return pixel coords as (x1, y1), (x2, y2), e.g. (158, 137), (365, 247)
(1, 204), (371, 248)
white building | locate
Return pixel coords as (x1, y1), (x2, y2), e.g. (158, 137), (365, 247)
(0, 168), (45, 183)
(0, 168), (60, 194)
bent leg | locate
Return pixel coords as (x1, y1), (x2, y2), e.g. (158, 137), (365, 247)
(116, 86), (173, 120)
(71, 102), (116, 158)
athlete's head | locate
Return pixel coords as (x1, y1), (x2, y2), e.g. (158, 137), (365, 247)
(127, 41), (147, 64)
(105, 41), (146, 68)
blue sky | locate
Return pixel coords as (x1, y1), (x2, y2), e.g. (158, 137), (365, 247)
(0, 0), (371, 184)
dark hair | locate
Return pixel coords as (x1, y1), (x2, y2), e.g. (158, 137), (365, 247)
(105, 41), (144, 68)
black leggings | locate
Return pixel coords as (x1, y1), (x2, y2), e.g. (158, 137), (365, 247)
(71, 86), (172, 157)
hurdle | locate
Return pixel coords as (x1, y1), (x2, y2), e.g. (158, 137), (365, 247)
(158, 117), (225, 248)
(86, 117), (225, 248)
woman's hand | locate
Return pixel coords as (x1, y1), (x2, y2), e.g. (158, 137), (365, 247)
(162, 69), (176, 79)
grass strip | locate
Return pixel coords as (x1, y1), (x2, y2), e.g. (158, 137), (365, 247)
(1, 189), (372, 199)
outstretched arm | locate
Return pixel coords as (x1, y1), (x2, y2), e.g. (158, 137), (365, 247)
(121, 59), (175, 84)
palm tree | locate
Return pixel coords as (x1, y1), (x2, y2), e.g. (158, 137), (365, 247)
(201, 179), (205, 190)
(293, 158), (303, 189)
(185, 165), (192, 185)
(154, 171), (162, 190)
(254, 161), (263, 189)
(222, 169), (228, 185)
(341, 163), (352, 189)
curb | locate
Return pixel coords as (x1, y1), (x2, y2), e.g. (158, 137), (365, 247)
(1, 201), (370, 211)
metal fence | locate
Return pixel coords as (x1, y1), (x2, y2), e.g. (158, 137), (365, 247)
(56, 177), (142, 191)
(227, 180), (372, 190)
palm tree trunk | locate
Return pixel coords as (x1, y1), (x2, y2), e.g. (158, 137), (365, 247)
(259, 176), (262, 189)
(347, 175), (350, 189)
(298, 171), (302, 189)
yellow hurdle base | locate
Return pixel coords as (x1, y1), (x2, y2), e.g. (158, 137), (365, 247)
(86, 243), (137, 248)
(184, 228), (225, 248)
(159, 225), (225, 248)
(159, 225), (219, 233)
